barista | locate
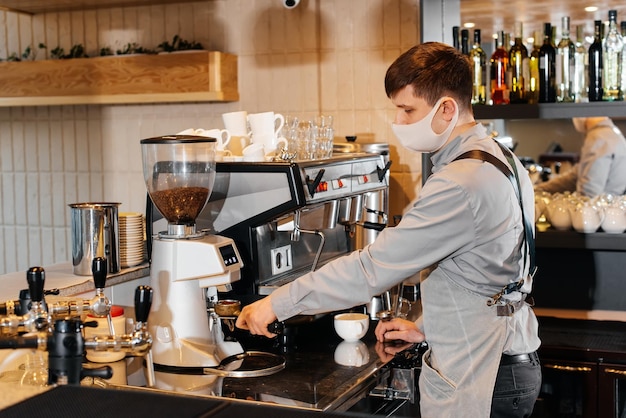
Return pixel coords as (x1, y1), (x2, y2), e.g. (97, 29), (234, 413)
(534, 117), (626, 197)
(236, 42), (541, 417)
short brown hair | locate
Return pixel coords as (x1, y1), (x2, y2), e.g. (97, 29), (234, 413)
(385, 42), (473, 112)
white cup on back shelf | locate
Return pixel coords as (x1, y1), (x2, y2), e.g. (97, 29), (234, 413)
(200, 128), (232, 151)
(222, 111), (249, 136)
(253, 134), (288, 156)
(248, 112), (285, 140)
(242, 142), (266, 162)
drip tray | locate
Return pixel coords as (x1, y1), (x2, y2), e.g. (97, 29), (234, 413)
(153, 351), (285, 378)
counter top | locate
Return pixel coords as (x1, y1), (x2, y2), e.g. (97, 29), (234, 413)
(0, 262), (150, 300)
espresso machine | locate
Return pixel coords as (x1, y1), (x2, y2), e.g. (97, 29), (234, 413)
(140, 135), (244, 370)
(195, 152), (390, 299)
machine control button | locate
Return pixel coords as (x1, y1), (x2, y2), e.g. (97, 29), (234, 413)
(331, 179), (345, 189)
(358, 175), (370, 184)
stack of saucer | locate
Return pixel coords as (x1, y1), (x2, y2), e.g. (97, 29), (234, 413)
(119, 212), (146, 268)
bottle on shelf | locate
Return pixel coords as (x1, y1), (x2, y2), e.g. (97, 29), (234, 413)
(452, 26), (460, 51)
(556, 16), (575, 102)
(528, 30), (542, 104)
(490, 31), (510, 105)
(602, 10), (623, 101)
(539, 22), (557, 103)
(589, 19), (604, 101)
(622, 21), (626, 99)
(509, 21), (529, 103)
(573, 25), (588, 103)
(461, 29), (470, 55)
(470, 29), (487, 105)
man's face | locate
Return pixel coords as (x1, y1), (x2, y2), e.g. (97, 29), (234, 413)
(390, 85), (433, 125)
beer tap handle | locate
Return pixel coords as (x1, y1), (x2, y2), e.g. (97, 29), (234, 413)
(92, 257), (107, 291)
(134, 285), (153, 324)
(26, 267), (45, 303)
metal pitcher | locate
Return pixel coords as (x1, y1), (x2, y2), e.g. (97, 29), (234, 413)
(69, 202), (120, 275)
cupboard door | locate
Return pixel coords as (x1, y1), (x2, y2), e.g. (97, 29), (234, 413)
(532, 360), (597, 418)
(599, 363), (626, 418)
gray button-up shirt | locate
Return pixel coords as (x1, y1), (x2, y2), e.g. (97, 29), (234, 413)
(271, 123), (539, 355)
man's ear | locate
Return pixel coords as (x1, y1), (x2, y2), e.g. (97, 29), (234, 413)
(440, 97), (458, 122)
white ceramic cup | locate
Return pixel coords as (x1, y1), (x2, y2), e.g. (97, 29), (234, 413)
(253, 134), (288, 155)
(227, 135), (250, 156)
(242, 142), (266, 161)
(216, 149), (233, 161)
(334, 340), (370, 367)
(333, 312), (369, 342)
(222, 111), (249, 136)
(248, 112), (285, 139)
(201, 128), (232, 150)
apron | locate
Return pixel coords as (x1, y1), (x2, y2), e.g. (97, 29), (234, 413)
(419, 271), (507, 417)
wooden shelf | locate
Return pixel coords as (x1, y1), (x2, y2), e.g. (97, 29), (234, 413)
(0, 0), (193, 14)
(0, 50), (238, 106)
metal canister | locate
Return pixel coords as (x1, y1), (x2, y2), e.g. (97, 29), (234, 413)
(69, 202), (121, 275)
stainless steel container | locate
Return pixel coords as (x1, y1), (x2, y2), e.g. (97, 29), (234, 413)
(69, 202), (121, 275)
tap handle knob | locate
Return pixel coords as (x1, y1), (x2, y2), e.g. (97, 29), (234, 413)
(134, 285), (153, 323)
(92, 257), (107, 290)
(26, 267), (45, 303)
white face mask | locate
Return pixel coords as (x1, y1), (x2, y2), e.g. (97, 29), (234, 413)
(391, 97), (459, 153)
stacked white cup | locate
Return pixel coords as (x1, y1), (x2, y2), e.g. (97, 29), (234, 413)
(222, 111), (251, 158)
(246, 111), (287, 159)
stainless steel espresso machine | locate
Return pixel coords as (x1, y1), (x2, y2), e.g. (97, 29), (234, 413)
(195, 152), (390, 298)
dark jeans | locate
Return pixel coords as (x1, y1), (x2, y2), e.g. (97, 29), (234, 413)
(491, 352), (542, 418)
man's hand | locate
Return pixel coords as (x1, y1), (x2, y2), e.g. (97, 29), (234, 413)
(235, 296), (278, 338)
(374, 317), (425, 343)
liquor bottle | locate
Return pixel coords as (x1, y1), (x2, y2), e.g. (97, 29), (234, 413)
(539, 23), (557, 103)
(461, 29), (470, 55)
(509, 21), (529, 103)
(528, 31), (542, 104)
(556, 16), (575, 102)
(490, 31), (510, 105)
(470, 29), (487, 104)
(573, 25), (588, 103)
(453, 26), (460, 51)
(602, 10), (623, 101)
(622, 21), (626, 99)
(588, 20), (604, 101)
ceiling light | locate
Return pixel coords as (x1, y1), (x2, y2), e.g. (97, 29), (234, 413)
(463, 22), (475, 28)
(585, 6), (598, 12)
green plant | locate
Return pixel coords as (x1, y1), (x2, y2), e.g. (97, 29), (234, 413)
(4, 43), (46, 61)
(50, 44), (89, 59)
(99, 46), (114, 56)
(115, 42), (155, 55)
(157, 35), (203, 52)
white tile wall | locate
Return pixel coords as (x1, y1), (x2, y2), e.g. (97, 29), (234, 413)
(0, 0), (422, 275)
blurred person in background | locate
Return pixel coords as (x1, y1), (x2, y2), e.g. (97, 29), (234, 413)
(535, 117), (626, 197)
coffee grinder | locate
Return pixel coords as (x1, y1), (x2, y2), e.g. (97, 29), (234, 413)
(140, 135), (244, 370)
